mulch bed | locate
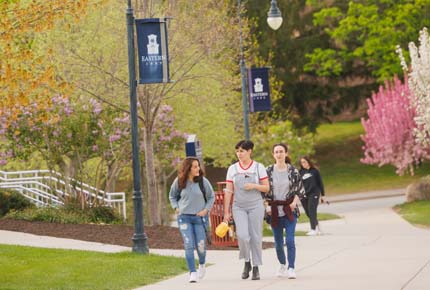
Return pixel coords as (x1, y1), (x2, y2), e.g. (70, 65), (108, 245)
(0, 218), (274, 250)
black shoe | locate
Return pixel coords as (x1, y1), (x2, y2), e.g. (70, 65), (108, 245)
(241, 261), (252, 279)
(252, 266), (260, 280)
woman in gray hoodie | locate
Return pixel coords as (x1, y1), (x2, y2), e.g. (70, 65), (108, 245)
(169, 157), (215, 283)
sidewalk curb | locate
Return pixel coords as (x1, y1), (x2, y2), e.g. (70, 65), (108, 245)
(325, 188), (405, 204)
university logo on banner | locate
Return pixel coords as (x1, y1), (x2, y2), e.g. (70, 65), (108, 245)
(135, 18), (170, 84)
(247, 67), (271, 112)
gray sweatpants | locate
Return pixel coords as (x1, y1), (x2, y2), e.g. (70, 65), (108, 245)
(232, 201), (265, 266)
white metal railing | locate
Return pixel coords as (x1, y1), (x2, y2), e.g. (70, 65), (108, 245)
(0, 170), (126, 220)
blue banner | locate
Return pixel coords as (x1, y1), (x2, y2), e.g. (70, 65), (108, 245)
(247, 67), (271, 112)
(135, 18), (170, 84)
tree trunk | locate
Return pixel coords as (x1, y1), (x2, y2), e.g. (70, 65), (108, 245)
(105, 160), (122, 192)
(140, 162), (149, 225)
(158, 169), (170, 225)
(61, 155), (85, 209)
(160, 168), (177, 225)
(143, 127), (161, 225)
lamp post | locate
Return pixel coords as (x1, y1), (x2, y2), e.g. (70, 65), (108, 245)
(238, 0), (283, 140)
(267, 0), (283, 30)
(126, 0), (149, 254)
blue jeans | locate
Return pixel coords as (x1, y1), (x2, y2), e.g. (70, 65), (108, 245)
(177, 214), (208, 272)
(271, 215), (297, 269)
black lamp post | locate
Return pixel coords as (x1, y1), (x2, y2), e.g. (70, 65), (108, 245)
(238, 0), (283, 140)
(126, 0), (149, 254)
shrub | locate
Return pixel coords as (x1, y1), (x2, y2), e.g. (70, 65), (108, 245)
(6, 203), (121, 224)
(63, 195), (84, 212)
(63, 196), (121, 223)
(0, 189), (34, 217)
(6, 207), (88, 224)
(88, 205), (120, 224)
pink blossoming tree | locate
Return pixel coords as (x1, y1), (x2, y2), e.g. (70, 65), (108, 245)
(361, 77), (430, 175)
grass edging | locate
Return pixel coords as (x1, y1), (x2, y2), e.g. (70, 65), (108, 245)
(393, 200), (430, 228)
(263, 213), (341, 237)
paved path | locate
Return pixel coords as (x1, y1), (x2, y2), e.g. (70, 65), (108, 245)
(135, 194), (430, 290)
(1, 190), (429, 290)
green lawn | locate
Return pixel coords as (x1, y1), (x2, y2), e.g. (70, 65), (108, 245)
(315, 121), (430, 194)
(263, 213), (340, 237)
(394, 200), (430, 227)
(315, 121), (365, 145)
(0, 245), (187, 290)
(297, 212), (340, 224)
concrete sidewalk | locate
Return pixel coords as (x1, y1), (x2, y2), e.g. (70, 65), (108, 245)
(323, 188), (405, 203)
(134, 205), (430, 290)
(1, 190), (429, 290)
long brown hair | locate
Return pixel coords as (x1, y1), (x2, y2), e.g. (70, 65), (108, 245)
(299, 156), (317, 169)
(178, 157), (205, 189)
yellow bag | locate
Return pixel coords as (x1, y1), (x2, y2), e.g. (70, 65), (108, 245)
(215, 221), (230, 238)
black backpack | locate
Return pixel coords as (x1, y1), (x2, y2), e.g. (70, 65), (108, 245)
(176, 177), (207, 203)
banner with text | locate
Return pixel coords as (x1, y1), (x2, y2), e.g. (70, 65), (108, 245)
(135, 18), (170, 84)
(247, 67), (271, 112)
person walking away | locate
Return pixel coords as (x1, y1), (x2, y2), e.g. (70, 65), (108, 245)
(223, 140), (269, 280)
(169, 157), (215, 283)
(299, 156), (325, 236)
(265, 143), (305, 279)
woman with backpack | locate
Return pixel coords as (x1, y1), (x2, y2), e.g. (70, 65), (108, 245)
(169, 157), (215, 283)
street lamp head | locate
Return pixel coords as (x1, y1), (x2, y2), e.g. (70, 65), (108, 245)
(267, 0), (283, 30)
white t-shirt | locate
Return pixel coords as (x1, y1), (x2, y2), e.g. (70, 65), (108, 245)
(226, 160), (268, 208)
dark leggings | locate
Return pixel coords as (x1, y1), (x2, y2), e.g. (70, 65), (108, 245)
(301, 195), (319, 230)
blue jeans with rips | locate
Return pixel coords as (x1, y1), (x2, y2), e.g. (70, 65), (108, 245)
(271, 214), (297, 269)
(177, 214), (208, 272)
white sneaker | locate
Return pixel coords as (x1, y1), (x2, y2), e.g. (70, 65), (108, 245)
(287, 268), (296, 279)
(306, 230), (317, 236)
(198, 264), (206, 280)
(189, 271), (198, 283)
(276, 264), (287, 277)
(317, 225), (323, 235)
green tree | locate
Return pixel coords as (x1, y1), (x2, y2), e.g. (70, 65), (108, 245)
(41, 0), (247, 225)
(38, 0), (134, 193)
(0, 0), (90, 128)
(253, 120), (315, 166)
(304, 0), (430, 122)
(135, 0), (244, 225)
(244, 0), (339, 130)
(245, 0), (430, 129)
(307, 0), (430, 81)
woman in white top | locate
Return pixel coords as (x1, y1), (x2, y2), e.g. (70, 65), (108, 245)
(223, 140), (269, 280)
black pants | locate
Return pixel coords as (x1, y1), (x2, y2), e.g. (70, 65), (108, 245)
(301, 194), (319, 230)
